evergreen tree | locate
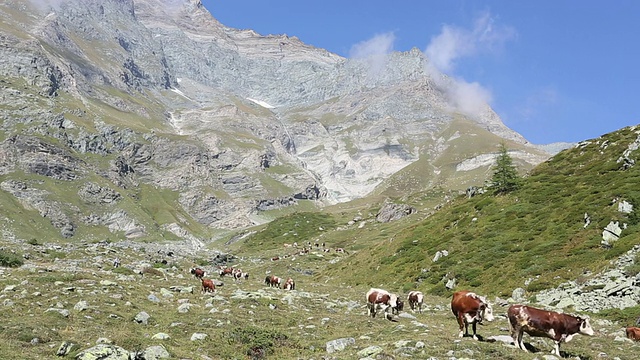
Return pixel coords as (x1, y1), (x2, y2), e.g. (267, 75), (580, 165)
(489, 143), (521, 194)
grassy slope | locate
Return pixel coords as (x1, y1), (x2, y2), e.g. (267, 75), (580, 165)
(231, 125), (640, 301)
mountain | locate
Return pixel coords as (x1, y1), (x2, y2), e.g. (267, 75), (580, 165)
(0, 0), (550, 243)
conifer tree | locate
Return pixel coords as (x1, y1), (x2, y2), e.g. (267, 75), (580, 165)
(489, 143), (521, 194)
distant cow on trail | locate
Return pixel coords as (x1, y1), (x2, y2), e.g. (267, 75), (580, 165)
(407, 291), (424, 314)
(366, 288), (401, 321)
(507, 304), (594, 356)
(450, 290), (494, 340)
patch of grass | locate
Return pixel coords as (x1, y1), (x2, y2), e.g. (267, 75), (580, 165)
(0, 250), (23, 267)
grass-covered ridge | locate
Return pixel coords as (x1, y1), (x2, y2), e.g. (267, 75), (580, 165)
(334, 126), (640, 296)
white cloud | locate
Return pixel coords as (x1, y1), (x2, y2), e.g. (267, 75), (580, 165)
(445, 79), (493, 115)
(425, 11), (516, 73)
(349, 32), (395, 59)
(348, 32), (396, 76)
(424, 12), (515, 116)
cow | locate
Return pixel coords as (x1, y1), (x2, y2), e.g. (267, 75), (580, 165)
(265, 275), (282, 288)
(218, 267), (234, 277)
(450, 290), (495, 340)
(201, 278), (215, 294)
(366, 288), (400, 321)
(626, 326), (640, 341)
(190, 267), (206, 279)
(234, 270), (249, 281)
(283, 277), (295, 290)
(507, 304), (594, 356)
(407, 290), (424, 314)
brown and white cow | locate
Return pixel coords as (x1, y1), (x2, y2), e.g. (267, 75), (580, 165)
(201, 278), (216, 294)
(626, 326), (640, 341)
(190, 267), (206, 279)
(264, 275), (282, 288)
(366, 288), (400, 321)
(218, 267), (234, 277)
(450, 290), (495, 340)
(234, 270), (249, 281)
(508, 304), (594, 356)
(407, 291), (424, 314)
(283, 277), (295, 290)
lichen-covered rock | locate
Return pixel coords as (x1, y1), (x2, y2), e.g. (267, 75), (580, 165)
(75, 344), (130, 360)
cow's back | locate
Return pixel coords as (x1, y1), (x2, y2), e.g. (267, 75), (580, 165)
(451, 290), (476, 314)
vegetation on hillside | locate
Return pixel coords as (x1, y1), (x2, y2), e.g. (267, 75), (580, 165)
(236, 126), (640, 300)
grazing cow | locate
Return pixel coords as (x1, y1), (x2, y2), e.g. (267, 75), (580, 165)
(271, 256), (280, 261)
(407, 291), (424, 314)
(265, 275), (282, 288)
(626, 326), (640, 341)
(234, 270), (249, 281)
(284, 277), (295, 290)
(201, 278), (215, 294)
(450, 290), (495, 340)
(190, 267), (206, 279)
(218, 267), (234, 277)
(366, 288), (400, 321)
(508, 304), (594, 356)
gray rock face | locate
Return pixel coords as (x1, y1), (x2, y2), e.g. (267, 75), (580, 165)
(0, 0), (551, 241)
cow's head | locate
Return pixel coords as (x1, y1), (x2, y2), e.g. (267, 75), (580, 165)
(579, 317), (594, 336)
(396, 299), (404, 312)
(479, 300), (494, 322)
(388, 294), (398, 309)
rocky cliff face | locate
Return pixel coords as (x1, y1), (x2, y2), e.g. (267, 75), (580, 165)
(0, 0), (550, 241)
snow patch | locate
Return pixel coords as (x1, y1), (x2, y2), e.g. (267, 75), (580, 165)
(247, 98), (275, 109)
(170, 87), (192, 101)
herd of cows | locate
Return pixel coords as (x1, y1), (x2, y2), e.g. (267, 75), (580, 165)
(367, 287), (640, 357)
(188, 265), (296, 293)
(186, 263), (640, 356)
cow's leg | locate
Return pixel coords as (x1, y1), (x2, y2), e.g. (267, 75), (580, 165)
(456, 313), (465, 338)
(511, 327), (527, 352)
(552, 341), (561, 357)
(471, 321), (478, 340)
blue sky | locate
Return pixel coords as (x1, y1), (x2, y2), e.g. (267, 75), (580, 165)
(201, 1), (640, 145)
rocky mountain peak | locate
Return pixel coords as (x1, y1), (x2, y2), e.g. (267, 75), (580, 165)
(0, 0), (551, 240)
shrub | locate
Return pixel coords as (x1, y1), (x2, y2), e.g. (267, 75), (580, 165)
(0, 250), (23, 268)
(227, 326), (293, 357)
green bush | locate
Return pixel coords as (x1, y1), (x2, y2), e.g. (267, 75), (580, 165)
(227, 326), (293, 357)
(0, 250), (23, 268)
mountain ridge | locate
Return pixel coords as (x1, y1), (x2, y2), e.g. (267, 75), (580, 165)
(0, 0), (550, 242)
